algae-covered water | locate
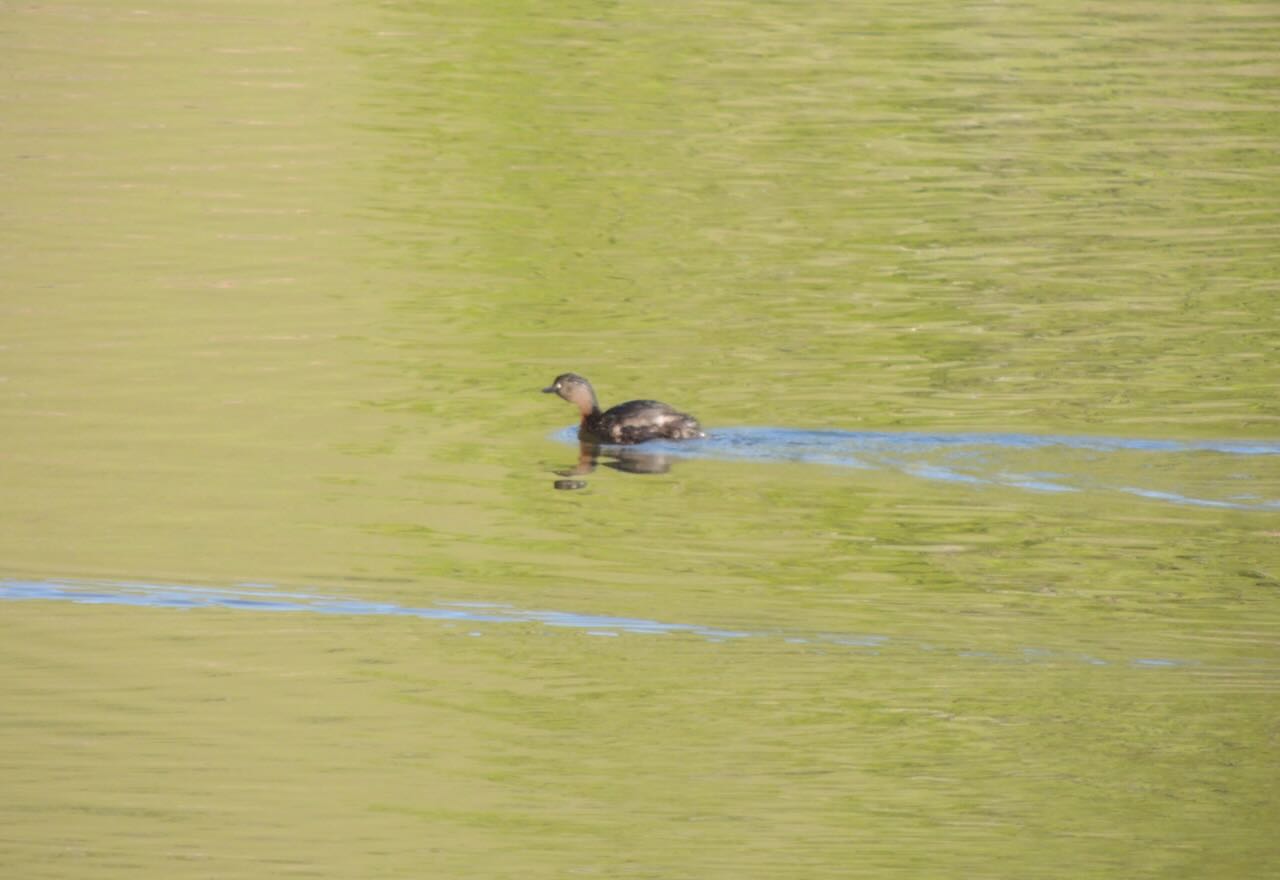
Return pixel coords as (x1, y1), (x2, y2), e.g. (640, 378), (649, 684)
(2, 2), (1278, 877)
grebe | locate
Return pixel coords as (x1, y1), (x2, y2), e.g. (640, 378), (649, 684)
(542, 373), (705, 444)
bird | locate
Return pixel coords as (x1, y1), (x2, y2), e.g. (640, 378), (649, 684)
(542, 373), (706, 444)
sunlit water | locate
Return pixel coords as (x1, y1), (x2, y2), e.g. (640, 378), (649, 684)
(552, 425), (1280, 509)
(2, 1), (1278, 878)
(0, 577), (1206, 668)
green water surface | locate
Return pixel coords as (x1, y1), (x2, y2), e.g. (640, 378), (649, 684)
(2, 1), (1278, 877)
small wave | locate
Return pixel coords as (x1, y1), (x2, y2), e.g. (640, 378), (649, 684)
(552, 426), (1280, 510)
(1, 577), (1191, 669)
(0, 578), (751, 639)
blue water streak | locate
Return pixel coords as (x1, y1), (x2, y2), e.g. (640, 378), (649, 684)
(1, 577), (1197, 670)
(0, 579), (751, 640)
(553, 426), (1280, 510)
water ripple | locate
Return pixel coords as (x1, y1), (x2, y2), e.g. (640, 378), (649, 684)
(1, 577), (1192, 669)
(554, 427), (1280, 510)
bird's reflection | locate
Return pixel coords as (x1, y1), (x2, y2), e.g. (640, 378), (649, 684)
(553, 442), (675, 489)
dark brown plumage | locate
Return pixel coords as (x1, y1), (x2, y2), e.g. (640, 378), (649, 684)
(542, 373), (705, 444)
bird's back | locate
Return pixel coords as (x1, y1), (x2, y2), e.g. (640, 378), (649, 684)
(585, 399), (705, 444)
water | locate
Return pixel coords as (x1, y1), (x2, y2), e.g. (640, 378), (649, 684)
(3, 1), (1279, 877)
(551, 425), (1280, 509)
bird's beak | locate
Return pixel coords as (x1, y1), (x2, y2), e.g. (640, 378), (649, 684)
(541, 385), (557, 394)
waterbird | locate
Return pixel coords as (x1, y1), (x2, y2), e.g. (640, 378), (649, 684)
(542, 373), (706, 444)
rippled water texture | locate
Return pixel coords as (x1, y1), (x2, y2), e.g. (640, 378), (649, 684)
(2, 1), (1278, 878)
(553, 425), (1280, 509)
(0, 577), (1207, 666)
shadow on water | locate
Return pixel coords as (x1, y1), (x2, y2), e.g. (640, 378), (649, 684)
(549, 427), (1280, 511)
(0, 578), (1191, 669)
(552, 441), (680, 489)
